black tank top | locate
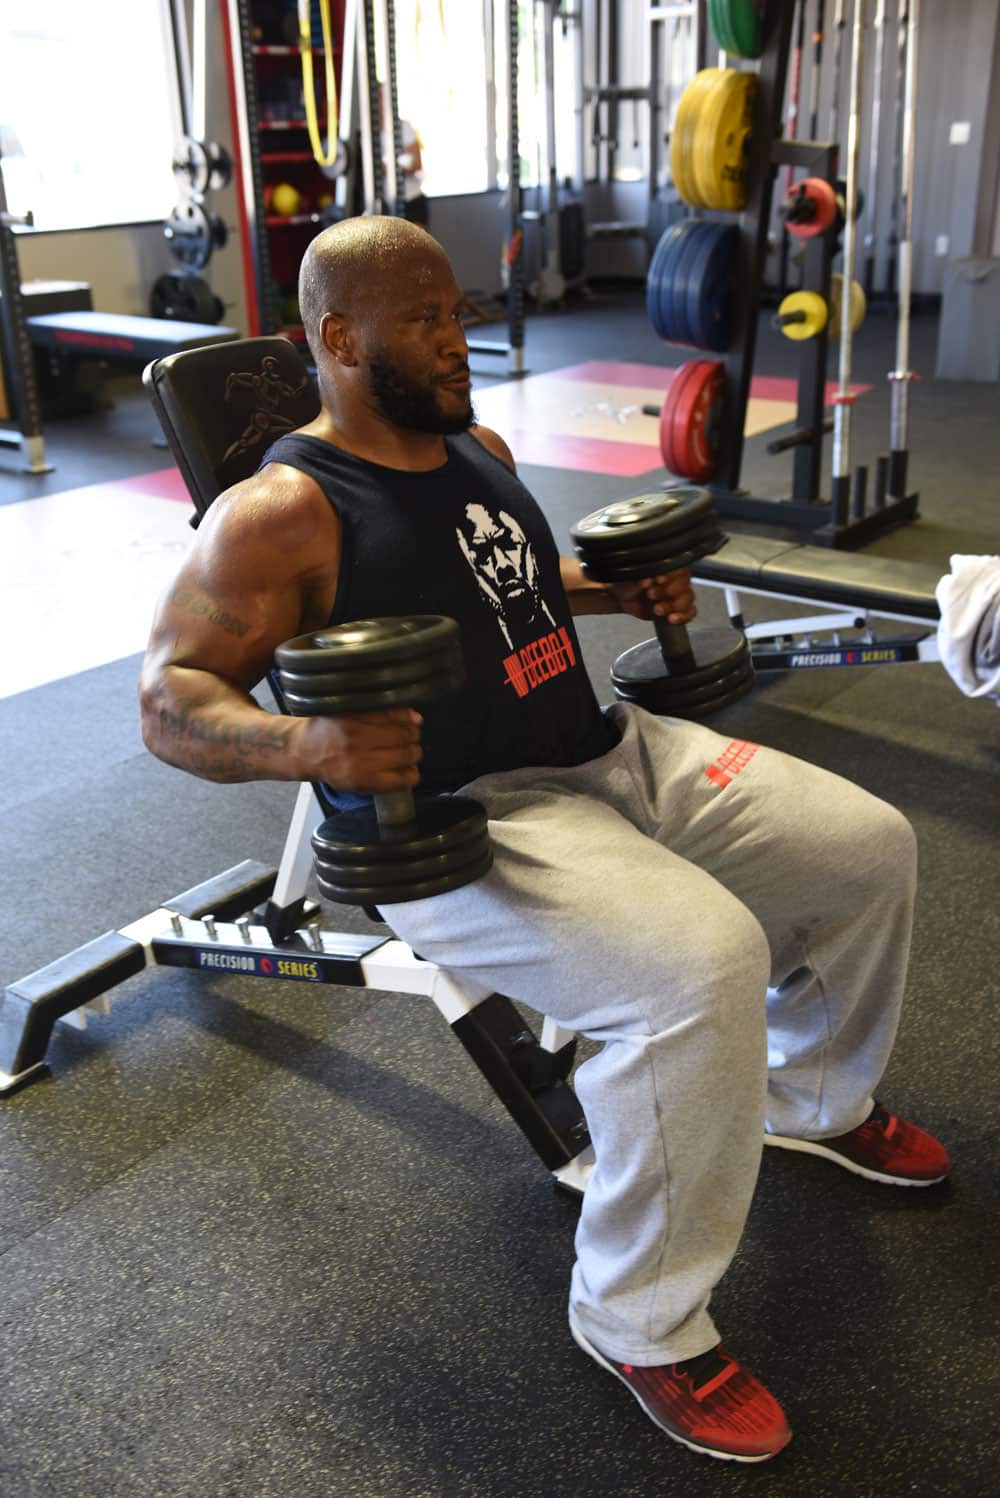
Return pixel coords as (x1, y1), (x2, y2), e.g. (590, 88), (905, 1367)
(260, 430), (619, 802)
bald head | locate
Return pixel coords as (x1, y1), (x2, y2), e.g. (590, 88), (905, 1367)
(299, 215), (449, 364)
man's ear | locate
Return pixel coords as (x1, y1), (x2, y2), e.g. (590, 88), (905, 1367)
(321, 312), (357, 366)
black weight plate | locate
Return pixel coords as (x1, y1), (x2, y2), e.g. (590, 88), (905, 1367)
(614, 662), (755, 718)
(580, 532), (725, 582)
(318, 847), (494, 906)
(575, 516), (724, 573)
(278, 641), (464, 695)
(313, 796), (489, 863)
(317, 831), (491, 888)
(571, 487), (716, 552)
(612, 625), (750, 692)
(275, 615), (459, 673)
(574, 502), (721, 561)
(614, 652), (753, 710)
(282, 664), (466, 716)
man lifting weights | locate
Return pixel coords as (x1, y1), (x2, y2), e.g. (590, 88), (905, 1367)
(140, 217), (949, 1465)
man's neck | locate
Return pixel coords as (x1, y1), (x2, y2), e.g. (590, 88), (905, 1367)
(300, 407), (449, 472)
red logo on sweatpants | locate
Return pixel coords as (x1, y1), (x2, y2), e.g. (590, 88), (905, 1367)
(704, 739), (759, 789)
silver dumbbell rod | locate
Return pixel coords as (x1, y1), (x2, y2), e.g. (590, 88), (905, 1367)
(832, 0), (866, 491)
(889, 0), (920, 467)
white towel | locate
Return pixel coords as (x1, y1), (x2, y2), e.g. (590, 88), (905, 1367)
(935, 554), (1000, 702)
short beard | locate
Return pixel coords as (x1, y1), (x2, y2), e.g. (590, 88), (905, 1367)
(368, 355), (475, 435)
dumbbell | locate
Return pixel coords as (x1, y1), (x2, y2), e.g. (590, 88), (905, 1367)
(274, 616), (492, 905)
(571, 488), (754, 718)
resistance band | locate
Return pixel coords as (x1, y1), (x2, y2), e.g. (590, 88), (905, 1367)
(298, 0), (340, 168)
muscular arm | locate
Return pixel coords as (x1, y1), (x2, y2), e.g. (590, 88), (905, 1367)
(139, 465), (422, 791)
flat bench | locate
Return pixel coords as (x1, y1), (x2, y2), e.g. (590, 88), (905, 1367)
(694, 536), (942, 625)
(27, 310), (240, 364)
(27, 311), (242, 420)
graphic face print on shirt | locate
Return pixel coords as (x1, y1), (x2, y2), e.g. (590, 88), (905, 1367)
(455, 502), (557, 651)
(455, 501), (579, 701)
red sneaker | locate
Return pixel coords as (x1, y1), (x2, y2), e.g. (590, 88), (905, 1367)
(570, 1318), (791, 1463)
(764, 1102), (951, 1186)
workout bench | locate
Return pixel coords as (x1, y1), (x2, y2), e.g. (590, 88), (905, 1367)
(693, 535), (943, 676)
(0, 336), (950, 1193)
(0, 335), (594, 1196)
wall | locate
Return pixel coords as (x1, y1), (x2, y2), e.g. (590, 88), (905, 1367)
(832, 0), (1000, 295)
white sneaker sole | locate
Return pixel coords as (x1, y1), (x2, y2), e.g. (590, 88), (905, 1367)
(568, 1315), (790, 1464)
(763, 1131), (948, 1186)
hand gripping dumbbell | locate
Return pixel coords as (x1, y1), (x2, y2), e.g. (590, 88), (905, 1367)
(274, 616), (492, 905)
(571, 487), (754, 718)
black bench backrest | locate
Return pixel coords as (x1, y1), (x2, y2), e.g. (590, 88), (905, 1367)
(142, 335), (322, 522)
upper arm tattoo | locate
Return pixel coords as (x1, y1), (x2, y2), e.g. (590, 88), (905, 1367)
(170, 585), (253, 639)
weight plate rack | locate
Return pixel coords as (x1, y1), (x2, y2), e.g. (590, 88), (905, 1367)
(654, 0), (920, 550)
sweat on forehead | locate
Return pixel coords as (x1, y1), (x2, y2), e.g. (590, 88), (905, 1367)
(299, 215), (447, 326)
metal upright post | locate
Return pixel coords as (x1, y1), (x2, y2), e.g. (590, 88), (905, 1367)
(695, 0), (708, 70)
(863, 0), (888, 298)
(222, 0), (276, 333)
(808, 0), (826, 140)
(828, 0), (846, 145)
(886, 0), (909, 301)
(359, 0), (384, 212)
(779, 0), (808, 296)
(334, 0), (361, 217)
(464, 1), (526, 375)
(888, 0), (919, 499)
(830, 0), (866, 526)
(541, 0), (564, 296)
(648, 8), (663, 218)
(0, 154), (51, 475)
(507, 0), (525, 372)
(570, 1), (586, 196)
(378, 0), (404, 216)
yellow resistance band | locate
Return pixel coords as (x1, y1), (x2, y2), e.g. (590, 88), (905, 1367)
(299, 0), (340, 168)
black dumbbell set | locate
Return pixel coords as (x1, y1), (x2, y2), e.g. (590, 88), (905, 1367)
(571, 487), (754, 717)
(275, 616), (492, 905)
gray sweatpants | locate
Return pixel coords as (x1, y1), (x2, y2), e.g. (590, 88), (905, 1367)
(379, 704), (916, 1366)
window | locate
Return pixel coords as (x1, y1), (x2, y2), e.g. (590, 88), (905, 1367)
(391, 0), (492, 198)
(0, 0), (178, 232)
(384, 1), (577, 200)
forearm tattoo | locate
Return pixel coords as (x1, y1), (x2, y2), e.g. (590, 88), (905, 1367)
(160, 698), (291, 759)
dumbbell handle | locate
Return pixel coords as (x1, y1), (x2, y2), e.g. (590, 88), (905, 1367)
(774, 309), (807, 329)
(374, 788), (419, 832)
(653, 617), (697, 676)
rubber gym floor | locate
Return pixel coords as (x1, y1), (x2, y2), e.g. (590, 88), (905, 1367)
(1, 288), (997, 1498)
